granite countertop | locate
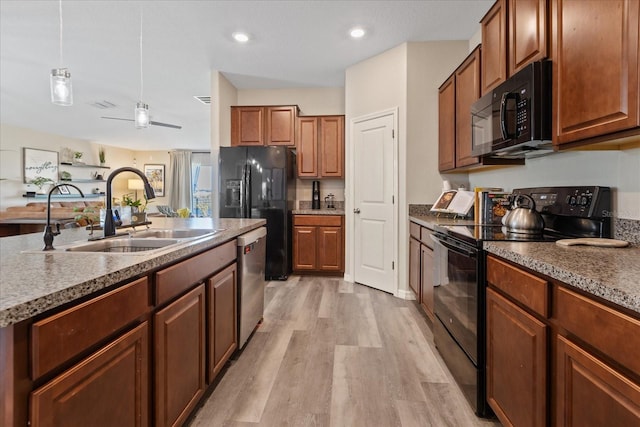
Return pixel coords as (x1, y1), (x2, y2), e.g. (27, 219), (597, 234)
(484, 241), (640, 315)
(0, 217), (266, 327)
(409, 214), (640, 315)
(292, 209), (345, 215)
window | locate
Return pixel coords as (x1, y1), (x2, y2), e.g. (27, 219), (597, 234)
(191, 152), (213, 217)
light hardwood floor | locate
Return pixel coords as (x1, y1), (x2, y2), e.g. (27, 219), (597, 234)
(190, 276), (501, 427)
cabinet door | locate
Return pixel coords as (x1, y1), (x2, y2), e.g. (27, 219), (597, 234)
(297, 117), (318, 177)
(486, 288), (548, 427)
(438, 75), (456, 171)
(293, 226), (317, 270)
(481, 0), (507, 94)
(509, 0), (547, 75)
(455, 47), (481, 168)
(231, 106), (264, 146)
(408, 237), (421, 298)
(155, 285), (206, 427)
(266, 106), (296, 146)
(319, 116), (344, 177)
(556, 334), (640, 427)
(552, 0), (640, 145)
(207, 263), (238, 382)
(318, 226), (343, 272)
(419, 244), (434, 321)
(30, 322), (149, 427)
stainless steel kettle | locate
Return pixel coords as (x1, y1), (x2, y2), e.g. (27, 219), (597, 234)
(504, 194), (545, 234)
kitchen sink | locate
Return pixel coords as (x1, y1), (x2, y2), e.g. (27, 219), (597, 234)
(131, 228), (221, 239)
(63, 238), (180, 253)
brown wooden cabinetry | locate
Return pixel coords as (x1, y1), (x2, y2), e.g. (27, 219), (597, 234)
(231, 105), (298, 146)
(408, 221), (435, 321)
(454, 47), (481, 169)
(408, 236), (421, 298)
(293, 215), (344, 274)
(30, 322), (149, 427)
(419, 244), (434, 320)
(438, 75), (456, 171)
(296, 115), (344, 178)
(481, 0), (507, 95)
(154, 285), (206, 427)
(551, 0), (640, 146)
(207, 263), (238, 381)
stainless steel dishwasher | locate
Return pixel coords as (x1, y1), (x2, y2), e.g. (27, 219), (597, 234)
(237, 226), (267, 349)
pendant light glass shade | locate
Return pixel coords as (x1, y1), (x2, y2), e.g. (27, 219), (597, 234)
(135, 102), (150, 128)
(50, 68), (72, 106)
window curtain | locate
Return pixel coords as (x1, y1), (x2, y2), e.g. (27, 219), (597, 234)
(169, 150), (192, 210)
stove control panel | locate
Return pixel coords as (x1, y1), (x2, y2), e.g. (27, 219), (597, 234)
(513, 186), (611, 219)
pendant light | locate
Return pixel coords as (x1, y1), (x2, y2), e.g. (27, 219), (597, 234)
(135, 7), (149, 129)
(50, 0), (72, 106)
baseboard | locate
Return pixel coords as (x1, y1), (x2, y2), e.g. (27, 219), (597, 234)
(396, 288), (417, 300)
(343, 273), (353, 282)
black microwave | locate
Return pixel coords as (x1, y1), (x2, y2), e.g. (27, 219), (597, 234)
(471, 60), (552, 159)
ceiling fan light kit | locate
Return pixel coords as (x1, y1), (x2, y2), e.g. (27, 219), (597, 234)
(135, 102), (150, 128)
(50, 0), (72, 106)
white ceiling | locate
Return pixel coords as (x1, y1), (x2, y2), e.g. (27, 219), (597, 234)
(0, 0), (492, 151)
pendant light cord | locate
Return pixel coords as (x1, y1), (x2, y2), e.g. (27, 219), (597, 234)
(139, 6), (144, 101)
(58, 0), (63, 66)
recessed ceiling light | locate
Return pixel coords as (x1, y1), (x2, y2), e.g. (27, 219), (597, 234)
(233, 32), (250, 43)
(349, 27), (366, 39)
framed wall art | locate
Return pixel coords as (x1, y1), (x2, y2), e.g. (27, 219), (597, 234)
(144, 164), (165, 197)
(23, 148), (59, 184)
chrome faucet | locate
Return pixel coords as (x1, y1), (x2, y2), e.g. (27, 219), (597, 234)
(104, 167), (155, 238)
(43, 183), (85, 251)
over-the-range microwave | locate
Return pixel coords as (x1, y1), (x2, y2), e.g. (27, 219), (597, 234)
(471, 60), (553, 159)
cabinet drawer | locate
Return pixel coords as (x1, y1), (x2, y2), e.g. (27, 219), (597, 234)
(293, 215), (342, 227)
(487, 256), (549, 317)
(409, 222), (421, 239)
(420, 226), (434, 249)
(155, 240), (236, 306)
(554, 285), (640, 376)
(31, 277), (150, 379)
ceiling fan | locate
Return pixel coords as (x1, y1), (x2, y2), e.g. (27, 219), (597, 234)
(100, 116), (182, 129)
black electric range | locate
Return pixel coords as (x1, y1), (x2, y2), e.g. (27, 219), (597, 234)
(430, 185), (612, 418)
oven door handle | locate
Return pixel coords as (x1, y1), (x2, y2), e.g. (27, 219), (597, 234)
(433, 236), (477, 258)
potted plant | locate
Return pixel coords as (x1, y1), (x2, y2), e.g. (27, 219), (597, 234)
(29, 176), (54, 194)
(98, 147), (106, 166)
(122, 194), (152, 223)
(73, 151), (83, 164)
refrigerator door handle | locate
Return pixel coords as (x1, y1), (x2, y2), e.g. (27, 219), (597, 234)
(243, 163), (252, 218)
(240, 164), (247, 218)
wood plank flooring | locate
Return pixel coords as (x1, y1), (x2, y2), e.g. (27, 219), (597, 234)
(190, 276), (501, 427)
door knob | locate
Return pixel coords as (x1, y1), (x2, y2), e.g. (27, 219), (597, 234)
(353, 208), (361, 214)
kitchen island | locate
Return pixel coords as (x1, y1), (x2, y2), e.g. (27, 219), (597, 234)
(0, 217), (266, 427)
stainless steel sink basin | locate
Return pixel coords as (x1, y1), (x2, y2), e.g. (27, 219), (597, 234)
(63, 238), (180, 253)
(131, 228), (219, 239)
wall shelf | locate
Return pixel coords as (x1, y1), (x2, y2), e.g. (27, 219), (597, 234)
(60, 162), (110, 169)
(60, 179), (106, 183)
(23, 194), (105, 199)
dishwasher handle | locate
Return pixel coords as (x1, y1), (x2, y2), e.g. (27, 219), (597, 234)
(237, 226), (267, 247)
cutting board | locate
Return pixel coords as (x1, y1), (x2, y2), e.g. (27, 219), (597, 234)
(556, 238), (629, 248)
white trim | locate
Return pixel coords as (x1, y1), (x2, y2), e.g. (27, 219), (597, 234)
(346, 107), (399, 294)
(396, 289), (417, 300)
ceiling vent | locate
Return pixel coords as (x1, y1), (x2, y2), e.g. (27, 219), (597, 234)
(194, 96), (211, 105)
(89, 100), (117, 109)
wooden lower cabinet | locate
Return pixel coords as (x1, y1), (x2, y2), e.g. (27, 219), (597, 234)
(408, 237), (421, 298)
(30, 322), (149, 427)
(555, 334), (640, 427)
(293, 215), (344, 274)
(207, 263), (238, 381)
(486, 288), (548, 427)
(154, 285), (206, 427)
(419, 244), (434, 321)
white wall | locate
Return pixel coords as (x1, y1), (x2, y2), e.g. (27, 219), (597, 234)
(131, 150), (171, 212)
(469, 147), (640, 220)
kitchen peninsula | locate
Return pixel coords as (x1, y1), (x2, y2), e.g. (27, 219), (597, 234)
(0, 217), (265, 427)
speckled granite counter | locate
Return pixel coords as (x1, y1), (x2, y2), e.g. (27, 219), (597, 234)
(484, 241), (640, 315)
(0, 217), (265, 327)
(292, 209), (345, 215)
(409, 214), (474, 229)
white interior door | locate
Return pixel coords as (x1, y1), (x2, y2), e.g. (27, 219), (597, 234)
(353, 113), (396, 293)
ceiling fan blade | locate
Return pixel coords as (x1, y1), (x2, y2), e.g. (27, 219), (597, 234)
(101, 116), (182, 129)
(150, 121), (182, 129)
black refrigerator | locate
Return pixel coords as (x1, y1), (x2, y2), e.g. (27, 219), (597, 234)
(219, 146), (296, 280)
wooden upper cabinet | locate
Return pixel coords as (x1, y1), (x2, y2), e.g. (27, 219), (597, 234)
(455, 47), (482, 168)
(231, 106), (264, 146)
(552, 0), (640, 146)
(481, 0), (507, 95)
(438, 74), (456, 171)
(231, 105), (298, 146)
(509, 0), (548, 75)
(319, 116), (344, 177)
(296, 115), (344, 178)
(297, 117), (319, 177)
(266, 105), (297, 146)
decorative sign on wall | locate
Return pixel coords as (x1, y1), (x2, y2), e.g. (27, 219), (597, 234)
(23, 147), (59, 184)
(144, 164), (165, 197)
